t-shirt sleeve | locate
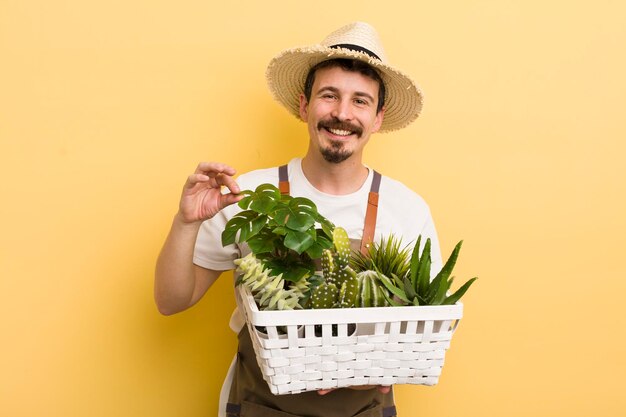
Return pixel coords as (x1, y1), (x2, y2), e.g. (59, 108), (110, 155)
(193, 205), (241, 271)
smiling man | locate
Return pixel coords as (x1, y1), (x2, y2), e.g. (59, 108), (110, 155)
(301, 59), (385, 165)
(155, 22), (443, 417)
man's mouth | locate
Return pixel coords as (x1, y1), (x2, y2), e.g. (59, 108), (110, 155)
(326, 128), (353, 137)
(318, 119), (362, 138)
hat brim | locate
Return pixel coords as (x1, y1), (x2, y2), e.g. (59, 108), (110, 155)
(266, 45), (423, 133)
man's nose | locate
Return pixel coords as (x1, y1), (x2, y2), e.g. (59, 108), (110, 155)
(330, 99), (353, 121)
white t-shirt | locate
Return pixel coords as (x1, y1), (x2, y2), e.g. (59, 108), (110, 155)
(193, 158), (443, 417)
(194, 157), (443, 320)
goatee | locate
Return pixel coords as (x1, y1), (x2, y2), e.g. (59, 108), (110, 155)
(321, 140), (353, 163)
(317, 117), (360, 163)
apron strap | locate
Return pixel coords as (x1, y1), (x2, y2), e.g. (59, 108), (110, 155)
(277, 165), (381, 256)
(278, 164), (290, 195)
(360, 170), (381, 256)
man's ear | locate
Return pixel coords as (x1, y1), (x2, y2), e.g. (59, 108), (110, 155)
(372, 107), (385, 133)
(299, 94), (309, 121)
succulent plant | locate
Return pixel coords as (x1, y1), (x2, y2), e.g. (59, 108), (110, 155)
(378, 236), (477, 306)
(234, 253), (303, 310)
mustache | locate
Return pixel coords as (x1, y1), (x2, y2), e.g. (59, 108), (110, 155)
(317, 117), (363, 137)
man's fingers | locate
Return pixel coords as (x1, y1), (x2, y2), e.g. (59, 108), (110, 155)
(214, 172), (241, 195)
(184, 173), (210, 189)
(220, 193), (244, 209)
(195, 161), (237, 177)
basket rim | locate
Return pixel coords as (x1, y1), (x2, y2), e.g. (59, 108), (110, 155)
(237, 285), (463, 327)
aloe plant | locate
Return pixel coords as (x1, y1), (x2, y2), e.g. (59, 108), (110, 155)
(222, 184), (335, 283)
(378, 236), (477, 306)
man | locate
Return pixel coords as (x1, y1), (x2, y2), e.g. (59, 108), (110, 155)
(155, 22), (443, 417)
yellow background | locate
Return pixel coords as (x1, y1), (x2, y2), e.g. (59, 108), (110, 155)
(2, 1), (625, 416)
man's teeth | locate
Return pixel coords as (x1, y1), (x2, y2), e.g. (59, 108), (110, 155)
(328, 128), (352, 136)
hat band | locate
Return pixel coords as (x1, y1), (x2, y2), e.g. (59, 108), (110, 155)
(329, 44), (381, 61)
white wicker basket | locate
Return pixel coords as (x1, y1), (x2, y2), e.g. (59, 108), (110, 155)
(236, 285), (463, 395)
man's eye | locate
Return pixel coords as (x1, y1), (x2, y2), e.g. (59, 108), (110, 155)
(355, 99), (368, 105)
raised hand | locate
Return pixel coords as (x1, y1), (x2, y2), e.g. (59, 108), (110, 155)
(178, 162), (243, 223)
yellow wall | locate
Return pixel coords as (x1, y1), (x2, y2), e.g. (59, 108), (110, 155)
(2, 1), (625, 416)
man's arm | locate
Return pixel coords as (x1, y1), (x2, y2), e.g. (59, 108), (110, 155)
(154, 162), (242, 315)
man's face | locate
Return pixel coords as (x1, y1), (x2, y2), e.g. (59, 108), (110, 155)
(299, 66), (385, 164)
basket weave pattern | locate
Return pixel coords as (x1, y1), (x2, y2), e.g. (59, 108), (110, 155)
(237, 286), (463, 395)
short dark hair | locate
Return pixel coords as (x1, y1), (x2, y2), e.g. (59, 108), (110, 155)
(303, 59), (386, 113)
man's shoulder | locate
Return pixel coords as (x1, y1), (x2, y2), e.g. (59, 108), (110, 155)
(235, 158), (299, 190)
(378, 172), (429, 208)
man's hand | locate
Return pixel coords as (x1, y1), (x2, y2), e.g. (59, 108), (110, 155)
(178, 162), (242, 223)
(318, 385), (391, 396)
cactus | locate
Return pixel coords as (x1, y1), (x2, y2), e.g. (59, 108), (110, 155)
(311, 282), (339, 309)
(355, 270), (388, 307)
(338, 267), (359, 308)
(310, 227), (360, 308)
(320, 249), (337, 285)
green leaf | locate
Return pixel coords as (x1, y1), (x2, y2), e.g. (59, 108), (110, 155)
(304, 242), (325, 259)
(319, 218), (335, 238)
(247, 234), (276, 254)
(221, 210), (260, 246)
(272, 226), (288, 236)
(430, 240), (463, 293)
(284, 230), (315, 254)
(254, 183), (282, 200)
(403, 276), (416, 300)
(250, 195), (278, 214)
(273, 205), (316, 232)
(280, 266), (312, 283)
(382, 291), (404, 307)
(289, 197), (318, 214)
(430, 274), (452, 305)
(315, 232), (333, 249)
(377, 272), (410, 303)
(390, 272), (404, 288)
(409, 235), (422, 288)
(416, 238), (431, 296)
(240, 214), (267, 242)
(236, 190), (255, 209)
(443, 277), (477, 305)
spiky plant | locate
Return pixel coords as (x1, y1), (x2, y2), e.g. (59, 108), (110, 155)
(351, 235), (411, 280)
(378, 236), (477, 306)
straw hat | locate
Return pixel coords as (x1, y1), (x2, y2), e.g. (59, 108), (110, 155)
(266, 22), (423, 133)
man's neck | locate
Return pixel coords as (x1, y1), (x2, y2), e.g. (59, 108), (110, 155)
(301, 152), (369, 195)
